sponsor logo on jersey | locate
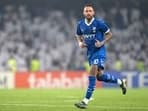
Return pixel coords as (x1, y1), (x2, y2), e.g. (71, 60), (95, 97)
(92, 27), (96, 33)
(83, 34), (95, 39)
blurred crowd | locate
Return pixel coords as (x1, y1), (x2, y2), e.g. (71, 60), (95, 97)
(0, 1), (147, 71)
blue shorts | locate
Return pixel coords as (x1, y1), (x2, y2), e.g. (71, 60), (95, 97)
(88, 53), (106, 70)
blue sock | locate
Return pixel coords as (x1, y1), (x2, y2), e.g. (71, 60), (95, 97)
(96, 73), (118, 84)
(85, 76), (96, 99)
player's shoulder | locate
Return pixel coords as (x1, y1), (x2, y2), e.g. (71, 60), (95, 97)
(94, 18), (106, 24)
(77, 19), (85, 25)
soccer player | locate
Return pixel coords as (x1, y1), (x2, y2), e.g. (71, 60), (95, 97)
(74, 4), (127, 109)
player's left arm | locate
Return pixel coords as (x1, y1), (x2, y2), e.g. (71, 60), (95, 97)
(95, 31), (112, 47)
(95, 20), (112, 48)
(103, 31), (113, 43)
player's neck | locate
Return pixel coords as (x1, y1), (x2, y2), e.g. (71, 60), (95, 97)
(85, 17), (94, 26)
(87, 18), (92, 22)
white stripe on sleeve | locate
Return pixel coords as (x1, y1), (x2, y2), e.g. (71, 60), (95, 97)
(105, 29), (110, 34)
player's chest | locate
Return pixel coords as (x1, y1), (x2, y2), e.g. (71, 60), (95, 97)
(80, 24), (98, 34)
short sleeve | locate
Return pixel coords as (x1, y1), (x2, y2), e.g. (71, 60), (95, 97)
(98, 20), (110, 34)
(76, 22), (82, 37)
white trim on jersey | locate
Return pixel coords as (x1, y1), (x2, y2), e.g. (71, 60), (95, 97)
(105, 29), (110, 34)
(85, 17), (95, 26)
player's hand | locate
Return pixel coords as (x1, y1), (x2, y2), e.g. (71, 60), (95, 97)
(95, 39), (105, 48)
(78, 42), (87, 48)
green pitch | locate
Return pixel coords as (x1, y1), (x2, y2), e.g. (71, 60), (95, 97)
(0, 88), (148, 111)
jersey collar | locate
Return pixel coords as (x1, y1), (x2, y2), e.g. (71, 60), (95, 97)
(84, 17), (95, 26)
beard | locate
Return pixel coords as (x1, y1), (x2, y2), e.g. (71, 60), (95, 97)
(85, 15), (93, 22)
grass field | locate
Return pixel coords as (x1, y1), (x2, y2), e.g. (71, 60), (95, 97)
(0, 88), (148, 111)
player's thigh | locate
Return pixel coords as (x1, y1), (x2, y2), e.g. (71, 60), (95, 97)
(89, 57), (106, 69)
(97, 57), (106, 75)
(89, 57), (106, 76)
(97, 68), (104, 76)
(98, 57), (106, 70)
(89, 64), (98, 76)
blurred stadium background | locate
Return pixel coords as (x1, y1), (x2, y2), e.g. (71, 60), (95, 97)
(0, 0), (148, 111)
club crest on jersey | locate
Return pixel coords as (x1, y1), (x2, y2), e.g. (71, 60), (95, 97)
(92, 27), (96, 33)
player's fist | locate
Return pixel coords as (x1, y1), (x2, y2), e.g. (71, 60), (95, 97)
(78, 42), (87, 48)
(95, 39), (105, 48)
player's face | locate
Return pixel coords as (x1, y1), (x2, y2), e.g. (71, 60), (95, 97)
(83, 6), (95, 20)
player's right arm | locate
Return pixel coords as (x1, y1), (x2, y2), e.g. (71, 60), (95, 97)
(76, 35), (87, 48)
(76, 21), (87, 48)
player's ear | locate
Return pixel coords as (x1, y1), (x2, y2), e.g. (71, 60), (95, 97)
(83, 11), (86, 17)
(92, 8), (95, 15)
(83, 11), (84, 15)
(92, 11), (95, 16)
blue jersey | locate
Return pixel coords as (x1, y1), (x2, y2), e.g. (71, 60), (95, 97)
(76, 18), (110, 68)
